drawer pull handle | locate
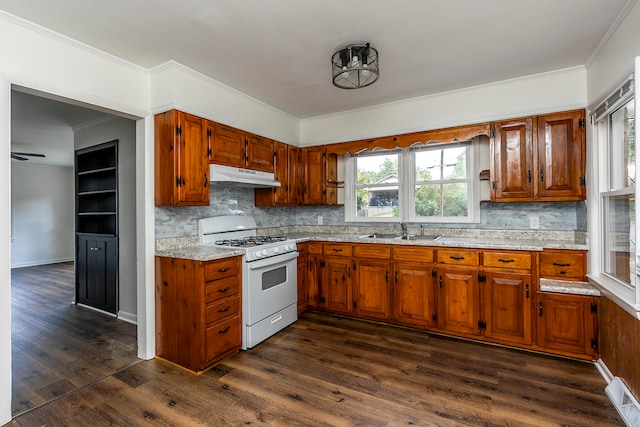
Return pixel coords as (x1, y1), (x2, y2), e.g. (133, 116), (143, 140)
(218, 287), (230, 293)
(498, 259), (514, 263)
(539, 302), (543, 317)
(218, 306), (231, 313)
(218, 267), (230, 273)
(525, 284), (529, 298)
(449, 256), (465, 261)
(332, 248), (343, 252)
(218, 326), (230, 334)
(552, 263), (570, 267)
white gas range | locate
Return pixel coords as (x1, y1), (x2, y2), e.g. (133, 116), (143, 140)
(199, 216), (298, 350)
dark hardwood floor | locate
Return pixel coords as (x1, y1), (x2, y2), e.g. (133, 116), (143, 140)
(9, 262), (139, 418)
(6, 308), (622, 426)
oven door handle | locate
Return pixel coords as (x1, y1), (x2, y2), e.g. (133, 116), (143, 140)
(247, 251), (299, 270)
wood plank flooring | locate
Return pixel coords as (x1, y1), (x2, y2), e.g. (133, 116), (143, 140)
(7, 309), (623, 426)
(10, 262), (139, 417)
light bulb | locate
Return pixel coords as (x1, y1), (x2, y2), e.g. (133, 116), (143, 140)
(362, 63), (370, 77)
(341, 66), (349, 79)
(352, 55), (359, 67)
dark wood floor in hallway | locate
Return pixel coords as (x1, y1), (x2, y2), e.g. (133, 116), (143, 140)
(7, 307), (622, 426)
(9, 262), (139, 418)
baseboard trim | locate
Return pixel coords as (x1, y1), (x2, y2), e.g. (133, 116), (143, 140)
(76, 303), (117, 318)
(117, 310), (138, 325)
(11, 257), (74, 269)
(595, 359), (615, 383)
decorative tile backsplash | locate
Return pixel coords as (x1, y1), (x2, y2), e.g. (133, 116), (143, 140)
(155, 187), (586, 238)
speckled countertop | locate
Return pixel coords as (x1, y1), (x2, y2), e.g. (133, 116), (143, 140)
(539, 278), (600, 296)
(155, 244), (245, 261)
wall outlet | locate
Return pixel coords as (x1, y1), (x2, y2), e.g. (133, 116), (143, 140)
(530, 216), (539, 229)
(317, 215), (323, 225)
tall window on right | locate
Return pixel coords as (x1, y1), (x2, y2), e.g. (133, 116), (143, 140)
(594, 76), (636, 291)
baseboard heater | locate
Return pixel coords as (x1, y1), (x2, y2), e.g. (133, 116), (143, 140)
(605, 377), (640, 426)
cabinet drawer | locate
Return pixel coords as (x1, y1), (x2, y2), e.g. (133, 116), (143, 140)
(323, 243), (353, 257)
(308, 243), (323, 254)
(483, 251), (531, 270)
(205, 277), (240, 304)
(392, 246), (434, 263)
(354, 244), (391, 260)
(539, 251), (586, 281)
(205, 296), (240, 325)
(437, 249), (479, 266)
(205, 257), (240, 282)
(205, 316), (241, 363)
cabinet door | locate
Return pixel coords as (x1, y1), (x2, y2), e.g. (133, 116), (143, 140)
(288, 145), (302, 205)
(393, 263), (437, 328)
(537, 292), (596, 358)
(303, 146), (326, 205)
(273, 142), (289, 204)
(437, 267), (480, 335)
(210, 122), (246, 167)
(484, 272), (532, 345)
(177, 112), (209, 204)
(491, 118), (534, 200)
(321, 257), (353, 314)
(354, 260), (391, 320)
(76, 235), (118, 314)
(307, 254), (320, 308)
(537, 110), (585, 200)
(297, 253), (309, 314)
(246, 133), (274, 172)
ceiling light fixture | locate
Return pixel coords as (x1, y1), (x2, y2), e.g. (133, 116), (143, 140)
(331, 43), (379, 89)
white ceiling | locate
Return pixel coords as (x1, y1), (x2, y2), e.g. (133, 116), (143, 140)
(0, 0), (632, 119)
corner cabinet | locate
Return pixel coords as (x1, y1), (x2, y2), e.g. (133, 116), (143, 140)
(255, 141), (302, 207)
(491, 109), (585, 202)
(155, 110), (210, 206)
(155, 256), (242, 372)
(302, 146), (341, 206)
(75, 140), (118, 314)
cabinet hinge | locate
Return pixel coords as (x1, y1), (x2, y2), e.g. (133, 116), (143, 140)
(207, 128), (212, 137)
(176, 126), (181, 136)
(322, 151), (326, 158)
(492, 181), (497, 190)
(207, 148), (212, 156)
(591, 338), (598, 349)
(579, 118), (585, 128)
(432, 270), (436, 278)
(320, 296), (326, 304)
(176, 177), (182, 187)
(580, 176), (586, 186)
(591, 302), (598, 313)
(478, 320), (487, 330)
(353, 301), (357, 309)
(478, 274), (486, 283)
(322, 189), (326, 195)
(491, 129), (496, 138)
(320, 260), (326, 267)
(432, 314), (437, 322)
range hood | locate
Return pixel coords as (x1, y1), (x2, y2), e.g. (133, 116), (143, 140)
(209, 164), (281, 188)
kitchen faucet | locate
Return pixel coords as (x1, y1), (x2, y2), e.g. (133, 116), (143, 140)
(400, 222), (408, 237)
(419, 224), (425, 236)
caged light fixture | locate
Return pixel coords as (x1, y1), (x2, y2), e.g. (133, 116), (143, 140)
(331, 42), (379, 89)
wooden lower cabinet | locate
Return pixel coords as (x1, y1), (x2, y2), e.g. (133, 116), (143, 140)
(321, 257), (354, 314)
(536, 292), (598, 359)
(392, 262), (437, 328)
(354, 260), (391, 320)
(155, 256), (242, 372)
(437, 266), (480, 335)
(483, 271), (532, 345)
(296, 243), (309, 314)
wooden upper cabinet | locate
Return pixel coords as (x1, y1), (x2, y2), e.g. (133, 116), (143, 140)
(491, 109), (586, 202)
(209, 122), (246, 168)
(491, 117), (534, 200)
(288, 145), (303, 204)
(155, 110), (210, 206)
(537, 110), (586, 200)
(246, 133), (274, 172)
(255, 141), (302, 207)
(303, 146), (327, 205)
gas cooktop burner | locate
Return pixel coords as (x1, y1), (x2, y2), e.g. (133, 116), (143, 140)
(214, 236), (288, 247)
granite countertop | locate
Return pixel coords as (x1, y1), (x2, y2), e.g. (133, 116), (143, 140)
(539, 278), (600, 296)
(282, 233), (588, 251)
(155, 245), (245, 262)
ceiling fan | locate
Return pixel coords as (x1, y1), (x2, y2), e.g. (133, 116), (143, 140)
(11, 151), (46, 161)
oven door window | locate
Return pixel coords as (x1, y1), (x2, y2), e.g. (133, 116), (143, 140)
(262, 266), (287, 290)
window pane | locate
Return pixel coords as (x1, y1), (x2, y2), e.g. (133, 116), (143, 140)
(415, 150), (442, 181)
(354, 152), (400, 219)
(415, 184), (441, 217)
(609, 99), (635, 189)
(603, 193), (635, 286)
(443, 147), (467, 179)
(443, 183), (469, 216)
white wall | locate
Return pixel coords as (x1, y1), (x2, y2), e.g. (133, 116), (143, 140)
(300, 66), (588, 146)
(10, 163), (74, 267)
(74, 117), (137, 323)
(150, 62), (300, 145)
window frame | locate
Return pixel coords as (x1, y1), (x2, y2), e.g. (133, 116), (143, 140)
(589, 70), (640, 315)
(344, 141), (480, 223)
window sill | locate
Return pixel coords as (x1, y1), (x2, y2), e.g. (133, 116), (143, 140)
(587, 273), (640, 320)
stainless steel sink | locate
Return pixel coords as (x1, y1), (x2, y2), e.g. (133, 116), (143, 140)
(395, 235), (441, 241)
(358, 233), (401, 239)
